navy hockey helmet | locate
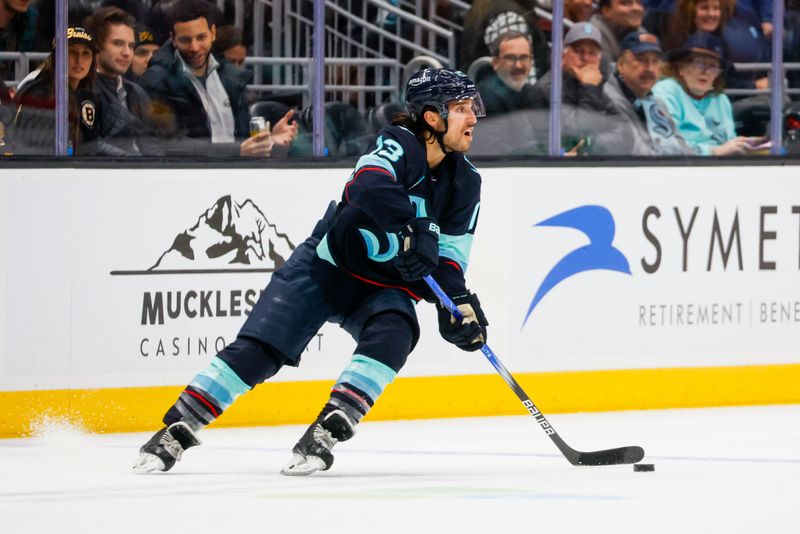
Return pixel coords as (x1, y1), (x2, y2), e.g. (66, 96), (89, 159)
(404, 68), (485, 121)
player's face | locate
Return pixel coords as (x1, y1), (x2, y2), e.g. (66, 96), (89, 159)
(442, 99), (478, 153)
(172, 17), (215, 71)
(97, 24), (135, 77)
(68, 43), (94, 87)
(492, 36), (533, 92)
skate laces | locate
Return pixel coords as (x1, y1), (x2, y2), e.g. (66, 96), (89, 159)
(159, 429), (185, 461)
(312, 424), (336, 451)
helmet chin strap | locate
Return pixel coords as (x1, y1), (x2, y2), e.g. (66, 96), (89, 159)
(435, 117), (450, 154)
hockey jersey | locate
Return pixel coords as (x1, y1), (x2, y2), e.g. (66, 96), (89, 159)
(316, 125), (482, 301)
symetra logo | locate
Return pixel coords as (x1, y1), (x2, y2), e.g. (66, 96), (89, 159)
(523, 205), (631, 327)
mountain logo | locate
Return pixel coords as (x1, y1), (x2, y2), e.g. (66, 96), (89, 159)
(111, 195), (295, 275)
(522, 205), (631, 327)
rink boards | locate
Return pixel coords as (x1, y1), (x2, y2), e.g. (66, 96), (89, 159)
(2, 164), (799, 437)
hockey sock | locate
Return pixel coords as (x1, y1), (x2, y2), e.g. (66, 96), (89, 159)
(318, 354), (397, 426)
(164, 356), (251, 430)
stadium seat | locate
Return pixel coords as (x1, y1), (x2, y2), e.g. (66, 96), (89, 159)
(289, 102), (376, 157)
(467, 56), (493, 85)
(364, 101), (405, 133)
(732, 96), (771, 137)
(249, 100), (292, 128)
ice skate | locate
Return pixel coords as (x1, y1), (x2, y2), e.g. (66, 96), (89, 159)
(133, 421), (201, 473)
(281, 409), (356, 476)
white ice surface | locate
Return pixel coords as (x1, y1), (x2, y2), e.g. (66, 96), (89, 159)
(1, 405), (798, 534)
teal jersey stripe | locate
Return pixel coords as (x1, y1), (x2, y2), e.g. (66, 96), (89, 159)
(315, 233), (337, 266)
(463, 155), (478, 173)
(335, 354), (397, 400)
(191, 357), (251, 410)
(439, 232), (473, 272)
(408, 194), (427, 217)
(467, 202), (481, 232)
(354, 153), (397, 179)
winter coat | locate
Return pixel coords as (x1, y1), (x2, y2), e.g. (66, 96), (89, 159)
(0, 7), (45, 81)
(93, 73), (164, 156)
(138, 41), (251, 156)
(12, 71), (103, 155)
(528, 69), (633, 154)
(477, 71), (539, 116)
(604, 74), (692, 156)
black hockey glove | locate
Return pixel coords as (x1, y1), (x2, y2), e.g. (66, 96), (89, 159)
(393, 217), (440, 282)
(437, 292), (489, 352)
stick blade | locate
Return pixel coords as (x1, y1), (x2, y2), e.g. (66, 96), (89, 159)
(574, 445), (645, 466)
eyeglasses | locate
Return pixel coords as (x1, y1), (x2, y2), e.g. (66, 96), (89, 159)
(500, 54), (533, 65)
(686, 59), (722, 76)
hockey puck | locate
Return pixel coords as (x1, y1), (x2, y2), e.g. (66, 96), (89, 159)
(633, 463), (655, 472)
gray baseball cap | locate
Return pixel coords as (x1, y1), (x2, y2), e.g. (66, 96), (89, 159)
(564, 22), (602, 47)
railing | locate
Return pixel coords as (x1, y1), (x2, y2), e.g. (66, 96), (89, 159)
(0, 52), (49, 87)
(259, 0), (454, 84)
(725, 63), (800, 97)
(244, 56), (401, 112)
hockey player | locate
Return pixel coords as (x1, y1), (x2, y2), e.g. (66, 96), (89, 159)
(133, 68), (490, 476)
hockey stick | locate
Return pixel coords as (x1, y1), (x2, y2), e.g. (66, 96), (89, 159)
(423, 275), (645, 466)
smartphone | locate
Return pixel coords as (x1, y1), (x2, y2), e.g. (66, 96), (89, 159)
(748, 137), (770, 149)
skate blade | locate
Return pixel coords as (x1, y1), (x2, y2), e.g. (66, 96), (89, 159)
(132, 452), (166, 473)
(280, 454), (326, 476)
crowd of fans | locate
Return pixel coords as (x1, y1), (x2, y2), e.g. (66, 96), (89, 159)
(0, 0), (797, 157)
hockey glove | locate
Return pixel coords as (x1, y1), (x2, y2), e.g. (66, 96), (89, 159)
(437, 292), (489, 352)
(393, 217), (440, 282)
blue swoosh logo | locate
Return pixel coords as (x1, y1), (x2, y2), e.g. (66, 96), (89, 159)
(523, 205), (631, 328)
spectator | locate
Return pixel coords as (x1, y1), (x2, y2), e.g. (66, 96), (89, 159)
(529, 22), (629, 155)
(12, 26), (102, 155)
(460, 0), (551, 83)
(477, 31), (538, 116)
(212, 25), (246, 69)
(85, 6), (163, 156)
(660, 0), (734, 51)
(138, 0), (297, 157)
(565, 0), (596, 22)
(0, 0), (46, 81)
(604, 30), (692, 155)
(588, 0), (645, 61)
(654, 0), (769, 91)
(127, 26), (159, 82)
(652, 32), (762, 155)
(721, 1), (771, 90)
